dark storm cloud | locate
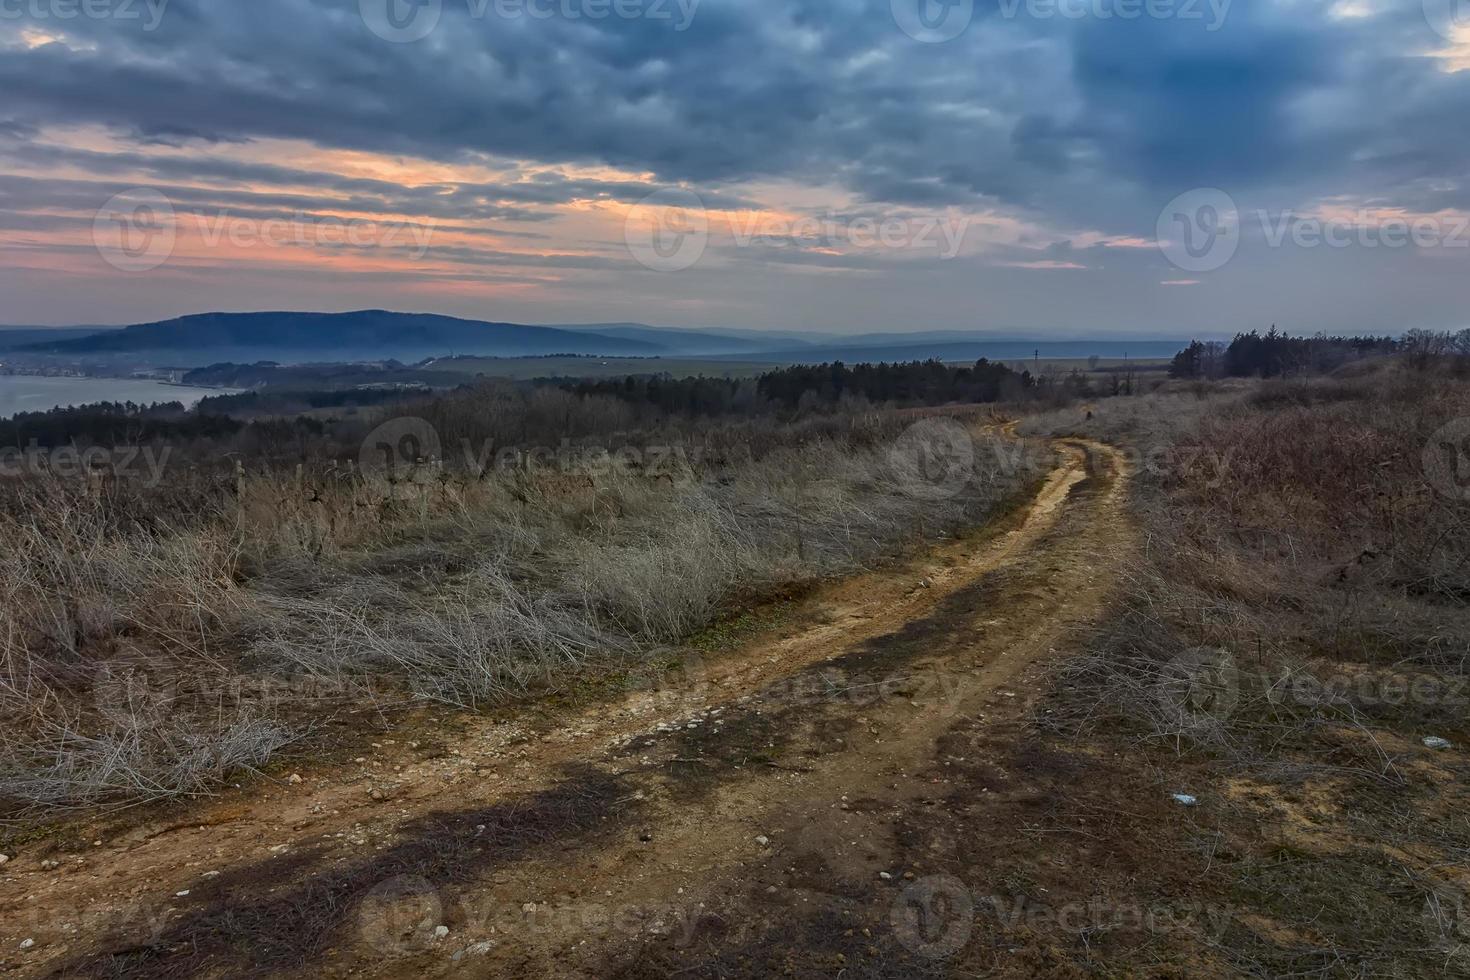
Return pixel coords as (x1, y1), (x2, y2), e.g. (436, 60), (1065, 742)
(5, 0), (1466, 226)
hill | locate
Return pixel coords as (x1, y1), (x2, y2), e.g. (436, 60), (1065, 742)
(0, 327), (120, 350)
(20, 311), (664, 364)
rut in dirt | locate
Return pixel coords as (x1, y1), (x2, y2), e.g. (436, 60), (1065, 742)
(48, 439), (1131, 980)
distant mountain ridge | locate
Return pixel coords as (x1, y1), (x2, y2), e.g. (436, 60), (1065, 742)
(10, 311), (1192, 368)
(20, 311), (665, 362)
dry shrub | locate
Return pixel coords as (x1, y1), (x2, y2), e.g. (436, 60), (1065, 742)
(1032, 369), (1470, 977)
(2, 716), (295, 811)
(1191, 370), (1470, 601)
(242, 434), (1021, 707)
(1046, 366), (1470, 765)
(0, 410), (1027, 811)
(0, 484), (241, 711)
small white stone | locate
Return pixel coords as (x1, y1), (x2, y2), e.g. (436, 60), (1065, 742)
(0, 854), (9, 867)
(878, 872), (893, 880)
(175, 890), (191, 898)
(755, 836), (771, 847)
(1172, 793), (1199, 806)
(20, 939), (35, 950)
(434, 926), (450, 939)
(1423, 736), (1452, 750)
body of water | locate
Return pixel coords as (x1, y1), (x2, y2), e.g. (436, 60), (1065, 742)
(0, 375), (236, 419)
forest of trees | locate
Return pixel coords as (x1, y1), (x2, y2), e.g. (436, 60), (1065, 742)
(1170, 328), (1402, 379)
(566, 359), (1042, 415)
(0, 401), (242, 451)
(757, 358), (1035, 409)
(196, 385), (430, 416)
(562, 374), (756, 417)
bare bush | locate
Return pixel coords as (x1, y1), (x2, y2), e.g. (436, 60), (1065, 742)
(1044, 366), (1470, 778)
(0, 715), (295, 812)
(0, 410), (1028, 812)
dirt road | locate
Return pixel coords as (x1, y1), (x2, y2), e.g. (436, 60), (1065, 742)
(4, 437), (1133, 978)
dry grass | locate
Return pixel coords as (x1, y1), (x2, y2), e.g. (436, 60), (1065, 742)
(0, 408), (1024, 815)
(1026, 364), (1470, 976)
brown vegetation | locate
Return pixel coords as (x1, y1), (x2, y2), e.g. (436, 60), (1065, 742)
(1018, 359), (1470, 975)
(0, 403), (1023, 815)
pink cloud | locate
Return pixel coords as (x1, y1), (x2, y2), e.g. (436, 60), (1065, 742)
(1000, 260), (1088, 270)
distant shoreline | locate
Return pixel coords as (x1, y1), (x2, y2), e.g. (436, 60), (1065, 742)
(0, 375), (243, 420)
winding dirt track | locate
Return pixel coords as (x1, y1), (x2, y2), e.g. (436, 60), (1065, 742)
(2, 437), (1133, 979)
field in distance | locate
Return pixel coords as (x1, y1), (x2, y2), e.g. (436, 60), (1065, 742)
(421, 355), (781, 380)
(421, 354), (1171, 381)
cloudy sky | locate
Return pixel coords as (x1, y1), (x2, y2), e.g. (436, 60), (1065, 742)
(2, 0), (1468, 335)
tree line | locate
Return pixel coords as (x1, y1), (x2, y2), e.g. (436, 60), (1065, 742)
(566, 358), (1041, 414)
(0, 401), (242, 450)
(7, 357), (1095, 459)
(1167, 328), (1468, 379)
